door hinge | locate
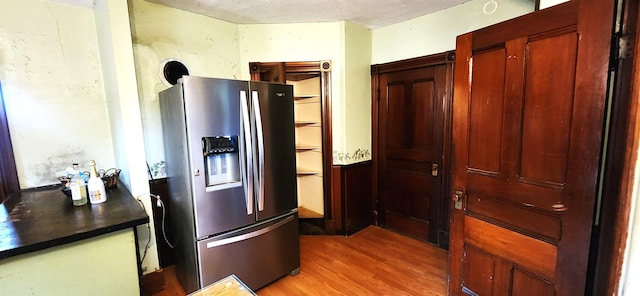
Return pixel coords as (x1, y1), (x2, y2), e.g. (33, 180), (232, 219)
(618, 33), (634, 60)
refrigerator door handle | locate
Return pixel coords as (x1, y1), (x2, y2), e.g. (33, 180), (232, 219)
(206, 215), (294, 248)
(251, 90), (266, 212)
(240, 90), (254, 215)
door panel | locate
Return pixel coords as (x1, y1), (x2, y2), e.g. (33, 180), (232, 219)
(178, 77), (254, 238)
(413, 81), (436, 150)
(468, 47), (505, 174)
(249, 82), (297, 221)
(387, 83), (408, 147)
(462, 246), (496, 296)
(520, 32), (577, 185)
(464, 216), (557, 279)
(449, 1), (614, 295)
(466, 194), (561, 242)
(197, 214), (299, 291)
(512, 268), (555, 296)
(379, 66), (445, 242)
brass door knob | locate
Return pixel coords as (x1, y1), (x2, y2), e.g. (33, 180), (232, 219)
(452, 190), (464, 210)
(452, 191), (463, 202)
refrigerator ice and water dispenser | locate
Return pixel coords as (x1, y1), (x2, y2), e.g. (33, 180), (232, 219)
(202, 136), (241, 189)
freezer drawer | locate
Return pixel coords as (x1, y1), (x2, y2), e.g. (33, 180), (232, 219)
(196, 213), (300, 291)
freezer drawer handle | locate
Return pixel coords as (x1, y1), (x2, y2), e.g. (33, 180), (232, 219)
(251, 90), (266, 212)
(206, 215), (294, 249)
(240, 90), (254, 215)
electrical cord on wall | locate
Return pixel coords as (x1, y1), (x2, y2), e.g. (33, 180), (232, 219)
(150, 193), (175, 249)
(134, 198), (153, 266)
(134, 193), (175, 271)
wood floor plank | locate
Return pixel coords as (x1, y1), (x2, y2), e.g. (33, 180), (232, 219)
(152, 226), (448, 296)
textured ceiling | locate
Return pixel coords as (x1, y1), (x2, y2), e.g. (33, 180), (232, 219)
(47, 0), (95, 7)
(48, 0), (473, 29)
(143, 0), (470, 29)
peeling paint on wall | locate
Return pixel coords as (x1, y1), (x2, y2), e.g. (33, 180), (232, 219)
(29, 148), (87, 186)
(129, 0), (241, 178)
(1, 0), (115, 188)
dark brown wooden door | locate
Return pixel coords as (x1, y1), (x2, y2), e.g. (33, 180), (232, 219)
(378, 65), (447, 243)
(449, 1), (614, 295)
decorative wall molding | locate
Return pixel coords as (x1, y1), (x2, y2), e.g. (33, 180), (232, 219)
(333, 149), (372, 164)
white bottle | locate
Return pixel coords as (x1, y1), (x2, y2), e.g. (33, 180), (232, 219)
(87, 160), (107, 204)
(70, 163), (88, 206)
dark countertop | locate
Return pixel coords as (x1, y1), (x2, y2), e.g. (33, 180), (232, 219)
(0, 182), (149, 259)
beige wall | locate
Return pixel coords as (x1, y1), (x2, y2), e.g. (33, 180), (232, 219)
(0, 0), (115, 187)
(95, 0), (158, 274)
(0, 0), (159, 274)
(238, 22), (376, 165)
(371, 0), (534, 64)
(238, 22), (343, 79)
(238, 22), (349, 162)
(128, 0), (240, 178)
(341, 22), (372, 164)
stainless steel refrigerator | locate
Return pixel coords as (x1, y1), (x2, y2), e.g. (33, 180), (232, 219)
(159, 76), (300, 293)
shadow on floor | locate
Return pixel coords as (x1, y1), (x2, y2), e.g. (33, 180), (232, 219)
(299, 222), (326, 235)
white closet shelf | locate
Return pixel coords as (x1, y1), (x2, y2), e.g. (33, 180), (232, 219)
(296, 145), (322, 151)
(294, 94), (320, 99)
(295, 121), (321, 127)
(298, 206), (323, 218)
(296, 168), (322, 175)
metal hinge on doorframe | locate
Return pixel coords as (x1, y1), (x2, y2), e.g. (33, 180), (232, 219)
(618, 34), (634, 59)
(611, 32), (634, 70)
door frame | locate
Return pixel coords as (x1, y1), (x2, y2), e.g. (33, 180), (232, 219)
(0, 81), (20, 203)
(592, 0), (639, 293)
(371, 51), (455, 248)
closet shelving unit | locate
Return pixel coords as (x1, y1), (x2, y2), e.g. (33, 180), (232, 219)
(290, 75), (323, 217)
(249, 61), (332, 221)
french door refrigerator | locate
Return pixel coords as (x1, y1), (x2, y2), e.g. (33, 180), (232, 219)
(159, 76), (300, 293)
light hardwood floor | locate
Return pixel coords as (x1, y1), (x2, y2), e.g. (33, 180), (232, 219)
(152, 226), (448, 296)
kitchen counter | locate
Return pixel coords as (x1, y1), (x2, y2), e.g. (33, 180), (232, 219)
(0, 182), (149, 259)
(0, 182), (149, 295)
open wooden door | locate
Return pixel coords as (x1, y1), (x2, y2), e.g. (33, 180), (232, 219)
(449, 1), (614, 295)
